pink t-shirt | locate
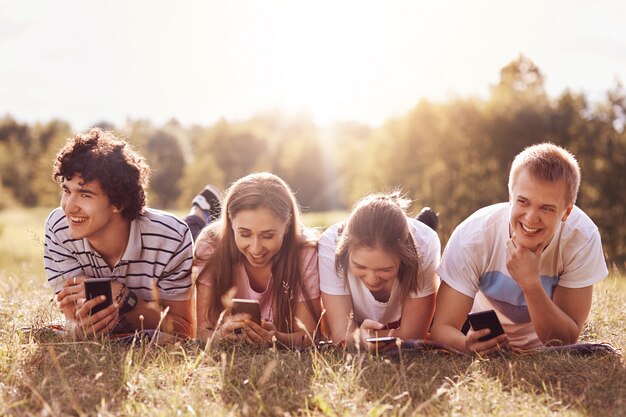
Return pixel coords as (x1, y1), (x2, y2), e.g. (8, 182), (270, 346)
(193, 237), (320, 323)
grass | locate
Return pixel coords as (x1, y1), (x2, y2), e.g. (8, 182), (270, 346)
(0, 207), (624, 416)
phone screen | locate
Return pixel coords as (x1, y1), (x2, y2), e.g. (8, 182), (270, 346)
(231, 298), (261, 325)
(467, 310), (505, 342)
(84, 278), (113, 315)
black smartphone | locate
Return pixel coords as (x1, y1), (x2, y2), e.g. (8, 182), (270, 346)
(467, 310), (505, 342)
(365, 336), (398, 345)
(231, 298), (261, 325)
(84, 278), (113, 315)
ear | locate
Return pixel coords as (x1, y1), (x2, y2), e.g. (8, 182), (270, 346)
(562, 206), (573, 222)
(113, 207), (121, 213)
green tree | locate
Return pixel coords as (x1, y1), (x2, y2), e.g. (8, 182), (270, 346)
(144, 130), (185, 209)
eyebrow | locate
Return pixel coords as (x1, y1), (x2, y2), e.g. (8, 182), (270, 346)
(541, 204), (557, 210)
(236, 227), (277, 233)
(61, 183), (97, 195)
(350, 260), (394, 270)
(517, 195), (557, 210)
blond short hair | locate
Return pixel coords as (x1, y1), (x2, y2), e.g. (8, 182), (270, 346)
(508, 143), (580, 205)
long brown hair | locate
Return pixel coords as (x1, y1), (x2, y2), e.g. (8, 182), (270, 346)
(335, 192), (421, 303)
(196, 172), (317, 332)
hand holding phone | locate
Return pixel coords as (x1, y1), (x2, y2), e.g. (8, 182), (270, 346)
(467, 310), (505, 342)
(231, 298), (261, 325)
(84, 278), (113, 315)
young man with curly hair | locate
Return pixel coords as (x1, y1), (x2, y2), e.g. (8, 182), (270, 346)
(44, 128), (194, 339)
(431, 143), (608, 354)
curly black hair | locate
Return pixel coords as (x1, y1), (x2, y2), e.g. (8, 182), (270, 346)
(53, 128), (150, 221)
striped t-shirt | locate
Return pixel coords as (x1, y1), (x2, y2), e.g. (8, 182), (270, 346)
(44, 207), (193, 302)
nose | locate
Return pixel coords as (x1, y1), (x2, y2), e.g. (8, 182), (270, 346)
(524, 206), (540, 223)
(362, 270), (379, 288)
(62, 192), (77, 213)
(251, 236), (262, 254)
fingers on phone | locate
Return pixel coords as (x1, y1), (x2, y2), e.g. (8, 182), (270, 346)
(74, 305), (119, 338)
(231, 312), (252, 322)
(472, 334), (509, 355)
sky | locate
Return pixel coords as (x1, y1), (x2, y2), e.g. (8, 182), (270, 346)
(1, 0), (625, 130)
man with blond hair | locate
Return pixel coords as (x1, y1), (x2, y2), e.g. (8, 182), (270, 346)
(431, 143), (608, 354)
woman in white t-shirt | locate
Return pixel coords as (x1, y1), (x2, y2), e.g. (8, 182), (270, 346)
(318, 192), (440, 349)
(194, 173), (320, 347)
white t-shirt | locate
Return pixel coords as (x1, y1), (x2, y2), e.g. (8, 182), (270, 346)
(319, 218), (441, 326)
(438, 203), (608, 348)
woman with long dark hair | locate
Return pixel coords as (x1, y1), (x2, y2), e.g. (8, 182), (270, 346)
(194, 172), (320, 347)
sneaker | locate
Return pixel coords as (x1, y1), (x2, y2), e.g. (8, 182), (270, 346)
(416, 207), (438, 232)
(192, 184), (223, 222)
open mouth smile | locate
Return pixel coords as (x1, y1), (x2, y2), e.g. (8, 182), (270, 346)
(249, 253), (267, 263)
(69, 215), (87, 224)
(520, 223), (541, 235)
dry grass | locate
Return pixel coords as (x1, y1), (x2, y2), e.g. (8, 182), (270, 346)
(0, 208), (624, 416)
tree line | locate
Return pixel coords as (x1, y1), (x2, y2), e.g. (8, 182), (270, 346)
(1, 56), (625, 267)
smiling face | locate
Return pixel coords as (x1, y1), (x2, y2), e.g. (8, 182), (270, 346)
(60, 175), (121, 242)
(509, 168), (573, 250)
(349, 246), (400, 300)
(231, 207), (289, 269)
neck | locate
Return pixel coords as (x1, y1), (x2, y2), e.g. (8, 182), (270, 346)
(243, 261), (272, 293)
(89, 217), (132, 269)
(370, 288), (391, 303)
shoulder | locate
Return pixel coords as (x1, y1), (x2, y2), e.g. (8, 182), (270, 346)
(560, 206), (600, 243)
(194, 225), (219, 260)
(407, 217), (439, 247)
(138, 208), (191, 239)
(299, 244), (318, 265)
(45, 207), (68, 233)
(319, 222), (342, 247)
(451, 203), (508, 246)
(45, 208), (77, 247)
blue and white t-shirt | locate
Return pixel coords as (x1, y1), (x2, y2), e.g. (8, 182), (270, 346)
(438, 203), (608, 348)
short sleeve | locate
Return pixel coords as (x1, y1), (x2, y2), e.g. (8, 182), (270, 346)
(318, 224), (350, 296)
(298, 246), (321, 301)
(558, 227), (608, 288)
(437, 224), (482, 298)
(155, 224), (194, 301)
(409, 221), (441, 298)
(43, 208), (84, 294)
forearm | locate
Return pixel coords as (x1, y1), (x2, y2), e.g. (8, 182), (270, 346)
(274, 329), (314, 347)
(328, 320), (356, 345)
(393, 326), (423, 341)
(430, 324), (469, 352)
(123, 299), (193, 337)
(395, 294), (436, 340)
(524, 284), (581, 345)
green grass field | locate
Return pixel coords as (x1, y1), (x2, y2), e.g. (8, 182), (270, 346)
(0, 208), (624, 416)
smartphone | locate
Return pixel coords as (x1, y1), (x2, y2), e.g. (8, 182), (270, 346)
(467, 310), (505, 342)
(365, 336), (398, 345)
(84, 278), (113, 315)
(231, 298), (261, 325)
